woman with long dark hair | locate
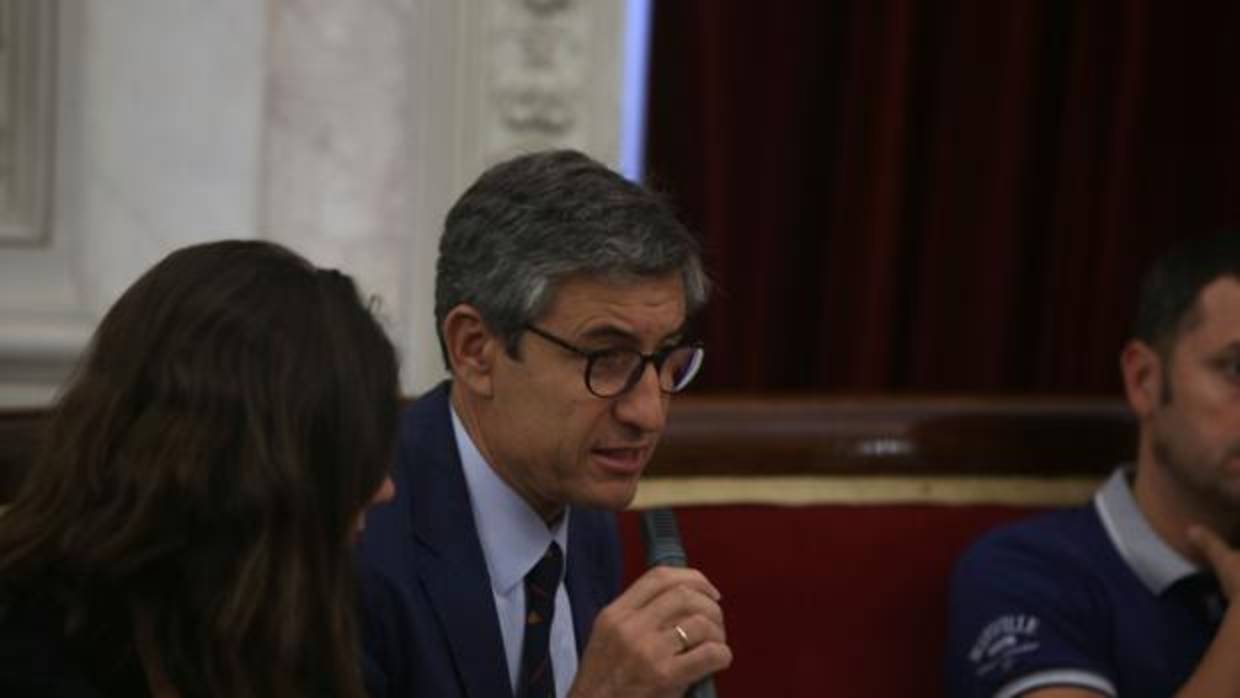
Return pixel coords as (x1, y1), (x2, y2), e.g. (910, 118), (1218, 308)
(0, 240), (399, 698)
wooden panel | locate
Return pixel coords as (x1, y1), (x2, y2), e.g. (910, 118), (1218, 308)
(648, 395), (1134, 477)
(0, 395), (1136, 504)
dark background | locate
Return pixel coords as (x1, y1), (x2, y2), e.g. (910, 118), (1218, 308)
(644, 1), (1240, 395)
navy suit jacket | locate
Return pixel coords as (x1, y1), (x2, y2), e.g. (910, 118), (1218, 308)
(358, 382), (622, 698)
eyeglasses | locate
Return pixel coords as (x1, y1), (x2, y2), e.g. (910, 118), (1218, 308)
(524, 324), (705, 398)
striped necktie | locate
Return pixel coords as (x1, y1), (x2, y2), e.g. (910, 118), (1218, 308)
(518, 541), (563, 698)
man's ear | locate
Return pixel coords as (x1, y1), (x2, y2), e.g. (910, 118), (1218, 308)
(1121, 339), (1164, 418)
(441, 305), (499, 398)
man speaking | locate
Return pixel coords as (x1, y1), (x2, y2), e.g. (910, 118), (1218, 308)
(358, 150), (731, 698)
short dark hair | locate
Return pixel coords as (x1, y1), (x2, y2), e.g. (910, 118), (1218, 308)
(0, 240), (398, 698)
(434, 149), (709, 368)
(1134, 231), (1240, 356)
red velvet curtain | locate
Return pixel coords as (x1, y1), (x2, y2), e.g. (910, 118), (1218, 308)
(646, 1), (1240, 394)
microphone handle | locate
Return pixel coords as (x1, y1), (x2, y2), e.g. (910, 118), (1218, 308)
(689, 677), (718, 698)
(639, 509), (719, 698)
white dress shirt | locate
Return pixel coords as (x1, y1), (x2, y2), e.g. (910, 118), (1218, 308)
(452, 407), (579, 697)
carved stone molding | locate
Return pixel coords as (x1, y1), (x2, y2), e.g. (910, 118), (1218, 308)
(389, 0), (627, 393)
(490, 3), (582, 137)
(0, 0), (56, 246)
(481, 0), (621, 162)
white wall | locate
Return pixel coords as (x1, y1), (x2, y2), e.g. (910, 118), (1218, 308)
(0, 0), (266, 405)
(0, 0), (639, 405)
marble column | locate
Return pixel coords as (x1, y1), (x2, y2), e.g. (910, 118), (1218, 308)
(261, 0), (426, 384)
(261, 0), (632, 394)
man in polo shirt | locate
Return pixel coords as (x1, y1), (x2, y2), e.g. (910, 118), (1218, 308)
(945, 231), (1240, 698)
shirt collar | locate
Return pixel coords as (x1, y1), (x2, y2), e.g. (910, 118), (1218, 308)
(1094, 466), (1198, 595)
(451, 405), (569, 595)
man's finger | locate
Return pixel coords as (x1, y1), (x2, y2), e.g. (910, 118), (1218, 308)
(1185, 528), (1225, 560)
(639, 582), (725, 631)
(663, 613), (727, 657)
(607, 566), (721, 613)
(662, 640), (734, 687)
(1187, 524), (1230, 567)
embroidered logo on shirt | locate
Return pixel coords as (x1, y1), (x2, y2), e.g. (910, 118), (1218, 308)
(969, 614), (1041, 677)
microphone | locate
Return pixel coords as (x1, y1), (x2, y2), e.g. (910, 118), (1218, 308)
(639, 508), (718, 698)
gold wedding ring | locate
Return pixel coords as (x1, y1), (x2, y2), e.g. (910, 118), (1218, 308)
(673, 624), (691, 653)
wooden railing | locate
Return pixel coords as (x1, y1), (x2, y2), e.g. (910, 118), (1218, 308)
(646, 394), (1132, 477)
(1, 395), (1135, 504)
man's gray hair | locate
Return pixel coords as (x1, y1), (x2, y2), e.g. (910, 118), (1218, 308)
(435, 149), (709, 367)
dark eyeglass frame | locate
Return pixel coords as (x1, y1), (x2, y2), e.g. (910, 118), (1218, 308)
(523, 324), (704, 398)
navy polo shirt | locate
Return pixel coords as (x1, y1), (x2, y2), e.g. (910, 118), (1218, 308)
(945, 468), (1225, 698)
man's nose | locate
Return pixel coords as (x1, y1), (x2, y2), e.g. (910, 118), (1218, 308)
(613, 362), (668, 433)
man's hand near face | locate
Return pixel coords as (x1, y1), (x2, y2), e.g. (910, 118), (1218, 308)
(1188, 525), (1240, 600)
(1172, 526), (1240, 698)
(569, 566), (732, 698)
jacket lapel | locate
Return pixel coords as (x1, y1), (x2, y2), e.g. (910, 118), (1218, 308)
(409, 385), (513, 698)
(565, 509), (619, 656)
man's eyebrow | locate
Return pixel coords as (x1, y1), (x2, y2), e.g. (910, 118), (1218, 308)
(578, 324), (687, 346)
(1210, 341), (1240, 357)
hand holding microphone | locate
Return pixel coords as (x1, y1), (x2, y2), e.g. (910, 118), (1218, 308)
(640, 508), (720, 698)
(569, 508), (731, 698)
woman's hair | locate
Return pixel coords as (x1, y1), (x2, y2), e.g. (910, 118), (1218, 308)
(0, 240), (399, 698)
